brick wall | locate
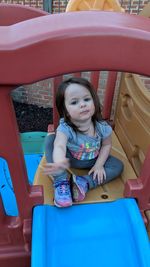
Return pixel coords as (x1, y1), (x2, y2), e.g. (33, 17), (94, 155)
(0, 0), (43, 9)
(0, 0), (148, 13)
(52, 0), (149, 14)
(7, 0), (150, 107)
(12, 79), (52, 107)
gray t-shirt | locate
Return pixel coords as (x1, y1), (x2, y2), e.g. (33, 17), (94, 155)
(57, 118), (112, 160)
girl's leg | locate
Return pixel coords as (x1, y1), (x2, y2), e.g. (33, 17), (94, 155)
(45, 134), (72, 207)
(69, 153), (123, 201)
(103, 155), (124, 184)
(66, 151), (97, 200)
(83, 155), (124, 189)
(45, 133), (55, 163)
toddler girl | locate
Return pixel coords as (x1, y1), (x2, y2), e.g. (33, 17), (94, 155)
(44, 77), (123, 207)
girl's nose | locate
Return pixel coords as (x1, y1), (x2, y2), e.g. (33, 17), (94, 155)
(80, 100), (86, 107)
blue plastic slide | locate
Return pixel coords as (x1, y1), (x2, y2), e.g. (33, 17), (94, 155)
(32, 199), (150, 267)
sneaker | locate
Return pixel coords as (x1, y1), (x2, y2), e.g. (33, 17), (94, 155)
(54, 180), (72, 207)
(72, 175), (88, 202)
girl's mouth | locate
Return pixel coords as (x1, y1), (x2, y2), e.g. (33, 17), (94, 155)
(80, 110), (89, 114)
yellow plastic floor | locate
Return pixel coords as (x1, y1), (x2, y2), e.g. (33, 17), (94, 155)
(33, 131), (137, 205)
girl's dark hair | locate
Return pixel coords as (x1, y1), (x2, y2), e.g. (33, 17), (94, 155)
(56, 77), (102, 131)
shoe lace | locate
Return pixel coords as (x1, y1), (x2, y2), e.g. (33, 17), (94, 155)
(55, 181), (70, 195)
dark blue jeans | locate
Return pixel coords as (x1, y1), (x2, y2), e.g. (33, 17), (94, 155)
(45, 134), (124, 189)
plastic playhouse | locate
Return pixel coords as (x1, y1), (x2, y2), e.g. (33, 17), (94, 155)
(0, 2), (150, 267)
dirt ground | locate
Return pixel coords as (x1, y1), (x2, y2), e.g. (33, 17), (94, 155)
(13, 101), (53, 132)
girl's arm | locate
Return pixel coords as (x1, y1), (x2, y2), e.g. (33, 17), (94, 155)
(53, 131), (68, 163)
(95, 135), (112, 167)
(44, 131), (69, 176)
(88, 135), (112, 183)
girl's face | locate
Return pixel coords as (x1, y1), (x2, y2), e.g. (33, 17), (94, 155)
(64, 83), (95, 123)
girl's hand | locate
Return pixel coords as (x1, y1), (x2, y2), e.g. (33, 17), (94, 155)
(88, 164), (106, 185)
(43, 158), (69, 176)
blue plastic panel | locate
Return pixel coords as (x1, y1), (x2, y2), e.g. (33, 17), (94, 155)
(20, 132), (47, 154)
(0, 154), (43, 216)
(32, 199), (150, 267)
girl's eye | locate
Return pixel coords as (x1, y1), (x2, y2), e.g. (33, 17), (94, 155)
(70, 100), (78, 105)
(84, 98), (91, 102)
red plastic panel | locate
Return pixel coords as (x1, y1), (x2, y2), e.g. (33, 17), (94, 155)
(124, 147), (150, 212)
(0, 5), (46, 267)
(0, 11), (150, 85)
(0, 3), (47, 26)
